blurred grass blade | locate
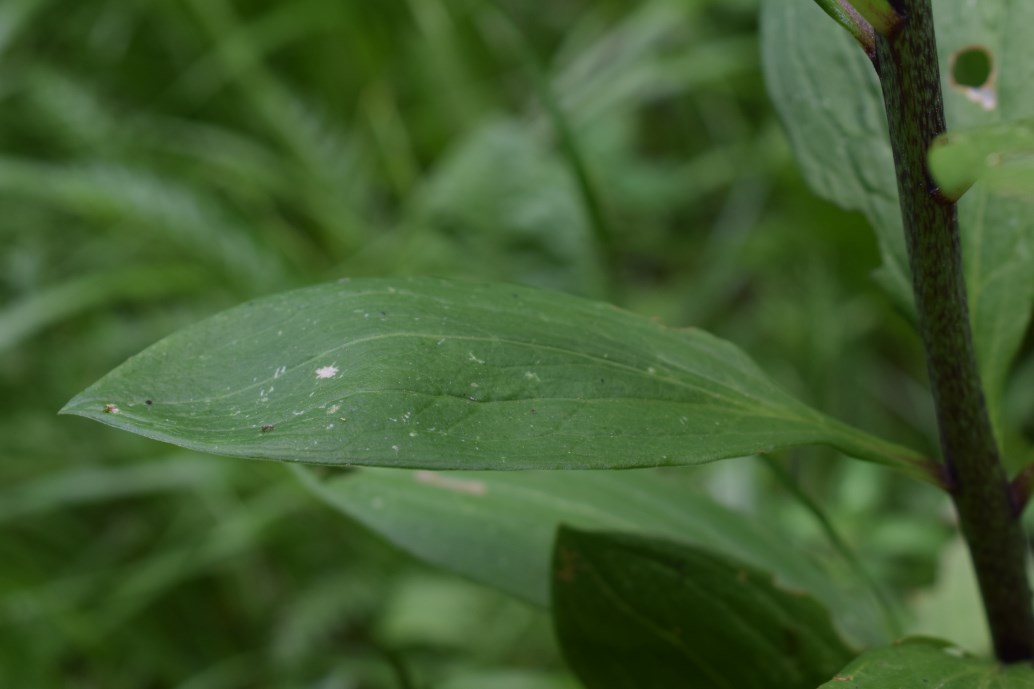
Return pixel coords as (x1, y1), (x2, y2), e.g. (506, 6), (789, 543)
(0, 265), (207, 352)
(549, 4), (756, 131)
(764, 461), (903, 636)
(299, 466), (892, 646)
(817, 637), (1034, 687)
(0, 158), (288, 289)
(930, 119), (1034, 200)
(403, 119), (606, 297)
(62, 278), (931, 478)
(489, 7), (615, 272)
(552, 528), (855, 689)
(0, 0), (47, 57)
(0, 454), (229, 523)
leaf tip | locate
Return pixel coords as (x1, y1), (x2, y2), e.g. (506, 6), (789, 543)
(58, 393), (92, 417)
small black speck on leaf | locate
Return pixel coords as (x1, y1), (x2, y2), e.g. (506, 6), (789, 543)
(144, 399), (153, 406)
(261, 424), (274, 433)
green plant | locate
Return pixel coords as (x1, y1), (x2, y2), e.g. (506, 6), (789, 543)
(60, 0), (1034, 686)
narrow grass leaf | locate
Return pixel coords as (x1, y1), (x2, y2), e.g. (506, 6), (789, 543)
(0, 265), (208, 352)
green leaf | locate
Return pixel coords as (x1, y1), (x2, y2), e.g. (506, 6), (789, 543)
(62, 277), (929, 478)
(0, 264), (207, 353)
(438, 671), (580, 689)
(818, 637), (1034, 687)
(930, 118), (1034, 200)
(298, 466), (891, 646)
(762, 0), (1034, 443)
(552, 527), (855, 689)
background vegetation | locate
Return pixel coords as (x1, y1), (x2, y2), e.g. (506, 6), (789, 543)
(3, 0), (1028, 686)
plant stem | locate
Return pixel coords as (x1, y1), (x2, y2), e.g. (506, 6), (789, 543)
(873, 0), (1034, 662)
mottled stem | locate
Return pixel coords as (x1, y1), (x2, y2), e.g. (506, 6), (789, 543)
(873, 0), (1034, 663)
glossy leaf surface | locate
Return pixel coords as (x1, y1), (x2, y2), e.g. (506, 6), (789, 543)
(818, 637), (1034, 687)
(552, 527), (855, 689)
(763, 1), (1034, 439)
(299, 466), (889, 645)
(63, 278), (926, 476)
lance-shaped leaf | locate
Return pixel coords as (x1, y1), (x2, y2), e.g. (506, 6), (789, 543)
(930, 118), (1034, 200)
(62, 278), (930, 479)
(552, 527), (856, 689)
(818, 637), (1034, 687)
(763, 0), (1034, 444)
(299, 467), (891, 646)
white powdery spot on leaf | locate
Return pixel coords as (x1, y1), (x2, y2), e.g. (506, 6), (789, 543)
(315, 365), (339, 380)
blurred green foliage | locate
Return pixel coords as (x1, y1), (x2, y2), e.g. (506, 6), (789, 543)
(4, 0), (1024, 686)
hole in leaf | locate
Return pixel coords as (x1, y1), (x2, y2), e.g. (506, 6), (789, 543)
(949, 46), (996, 111)
(951, 47), (992, 87)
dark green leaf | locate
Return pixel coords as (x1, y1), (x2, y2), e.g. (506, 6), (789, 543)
(763, 1), (1034, 441)
(299, 466), (890, 646)
(552, 527), (855, 689)
(62, 278), (929, 477)
(818, 637), (1034, 687)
